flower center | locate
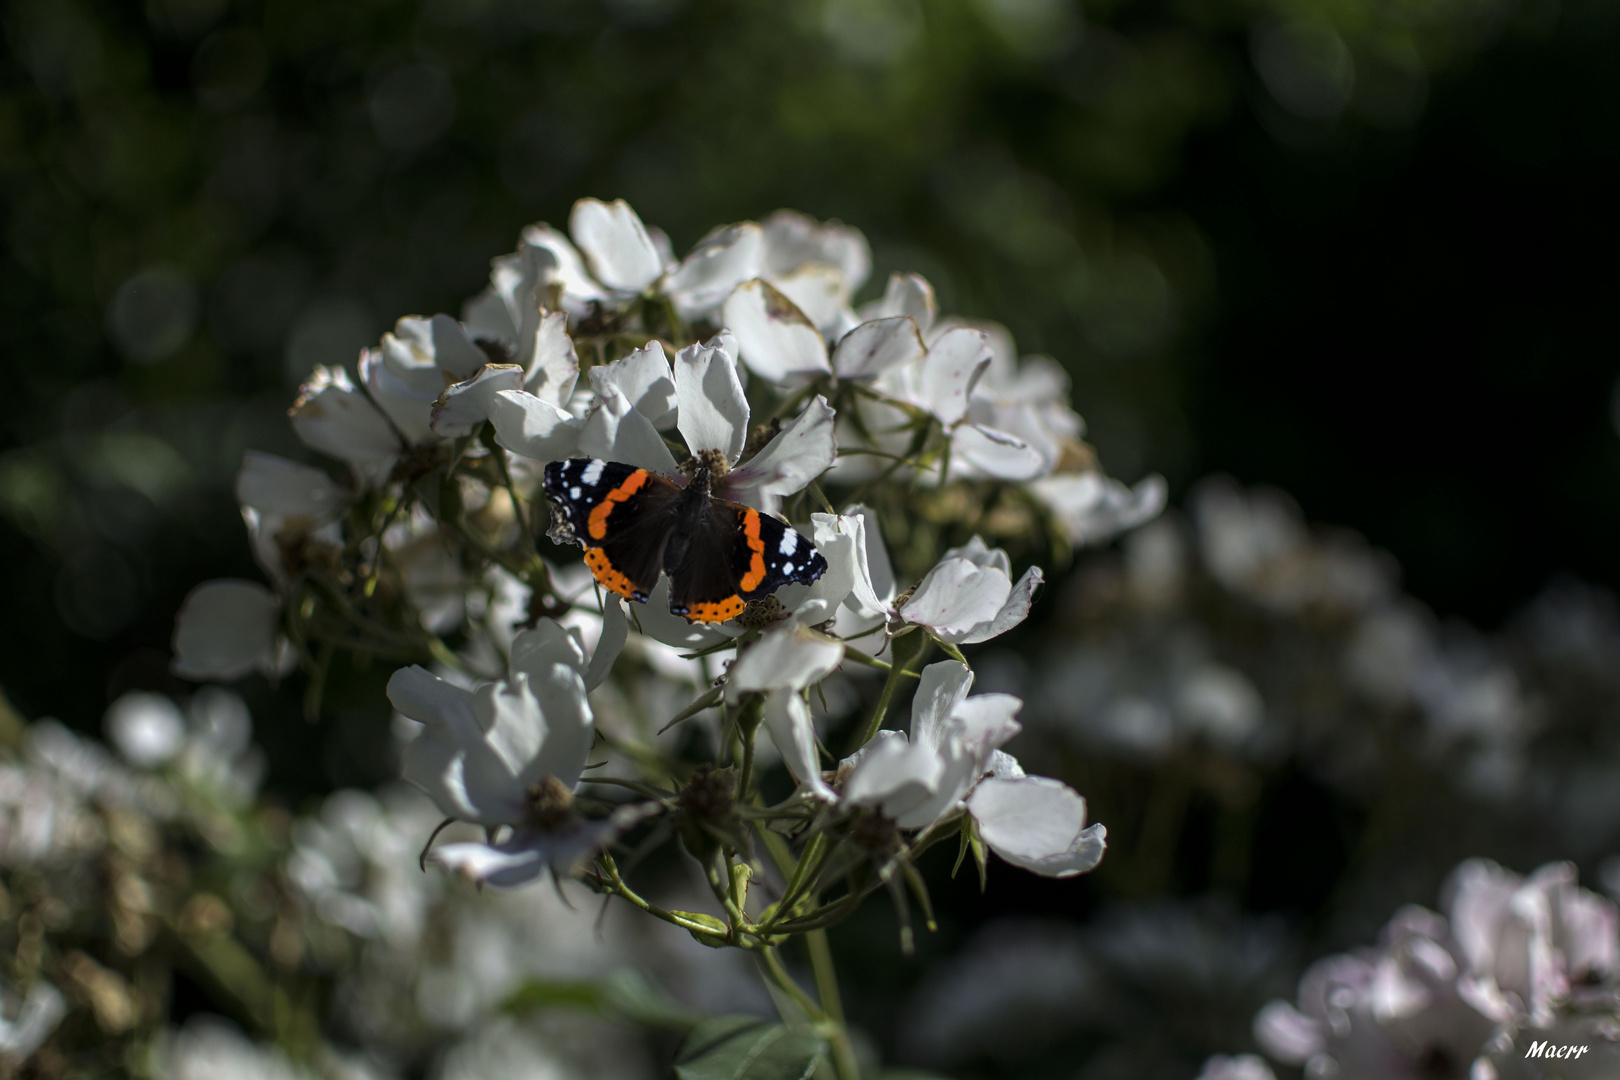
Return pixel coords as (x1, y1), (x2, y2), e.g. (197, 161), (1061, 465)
(676, 764), (737, 821)
(523, 776), (575, 829)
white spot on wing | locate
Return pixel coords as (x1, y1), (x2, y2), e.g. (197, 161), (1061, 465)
(570, 486), (581, 499)
(778, 531), (797, 556)
(581, 459), (606, 486)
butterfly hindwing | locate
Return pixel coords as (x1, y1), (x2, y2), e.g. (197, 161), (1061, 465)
(543, 458), (682, 603)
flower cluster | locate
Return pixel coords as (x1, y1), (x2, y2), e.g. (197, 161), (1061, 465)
(154, 199), (1161, 1078)
(1251, 858), (1620, 1079)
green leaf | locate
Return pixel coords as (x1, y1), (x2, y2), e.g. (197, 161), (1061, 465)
(500, 969), (700, 1032)
(674, 1016), (828, 1080)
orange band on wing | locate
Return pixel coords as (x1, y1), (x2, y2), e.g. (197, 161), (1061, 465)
(684, 595), (746, 623)
(584, 547), (640, 600)
(587, 469), (649, 540)
(738, 509), (767, 593)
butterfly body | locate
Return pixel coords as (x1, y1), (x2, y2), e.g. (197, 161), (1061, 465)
(543, 458), (828, 623)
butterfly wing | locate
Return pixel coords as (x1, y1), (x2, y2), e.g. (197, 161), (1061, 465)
(667, 499), (828, 623)
(543, 458), (682, 604)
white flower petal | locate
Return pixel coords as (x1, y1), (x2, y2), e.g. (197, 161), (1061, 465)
(1029, 472), (1168, 546)
(967, 776), (1105, 878)
(909, 661), (975, 751)
(726, 396), (836, 510)
(524, 311), (579, 407)
(726, 624), (845, 699)
(235, 452), (347, 520)
(769, 263), (849, 336)
(430, 364), (526, 438)
(590, 341), (676, 428)
(760, 209), (871, 294)
(430, 839), (548, 887)
(810, 512), (881, 621)
(765, 690), (834, 800)
(391, 666), (524, 824)
(586, 595), (629, 691)
(569, 198), (663, 293)
(959, 565), (1044, 645)
(842, 732), (943, 819)
(866, 272), (937, 334)
(722, 278), (832, 382)
(942, 535), (1010, 573)
(831, 316), (926, 381)
(1252, 1001), (1325, 1065)
(289, 365), (401, 482)
(950, 423), (1047, 481)
(466, 241), (558, 343)
(662, 222), (764, 319)
(172, 580), (282, 681)
(385, 313), (488, 384)
(517, 664), (595, 790)
(900, 557), (1013, 643)
(508, 621), (587, 679)
(488, 389), (582, 464)
(578, 387), (678, 475)
(674, 332), (749, 462)
(360, 348), (435, 443)
(912, 327), (992, 426)
(519, 222), (609, 313)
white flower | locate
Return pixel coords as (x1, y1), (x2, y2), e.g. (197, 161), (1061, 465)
(899, 536), (1043, 645)
(808, 506), (898, 637)
(461, 241), (581, 406)
(157, 1016), (317, 1080)
(727, 621), (845, 700)
(1446, 859), (1619, 1027)
(104, 692), (186, 768)
(966, 774), (1107, 878)
(235, 452), (346, 582)
(1029, 471), (1167, 546)
(171, 580), (288, 681)
(0, 979), (66, 1062)
(388, 622), (628, 886)
(288, 364), (403, 485)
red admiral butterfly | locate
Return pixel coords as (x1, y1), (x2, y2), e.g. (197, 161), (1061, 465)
(543, 457), (829, 623)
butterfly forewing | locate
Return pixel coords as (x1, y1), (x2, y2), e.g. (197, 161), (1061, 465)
(543, 458), (682, 603)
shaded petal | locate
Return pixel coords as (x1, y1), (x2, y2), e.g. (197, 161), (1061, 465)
(912, 328), (992, 426)
(289, 365), (400, 482)
(832, 316), (925, 381)
(909, 661), (974, 751)
(727, 624), (844, 699)
(508, 621), (587, 680)
(430, 838), (548, 887)
(950, 423), (1047, 481)
(586, 595), (629, 691)
(524, 311), (579, 407)
(569, 198), (663, 292)
(1028, 472), (1167, 546)
(959, 566), (1044, 645)
(722, 279), (831, 382)
(900, 558), (1012, 642)
(967, 776), (1105, 877)
(578, 387), (678, 474)
(1253, 1001), (1325, 1065)
(391, 667), (523, 823)
(942, 535), (1009, 573)
(765, 690), (833, 800)
(360, 347), (435, 443)
(663, 223), (763, 319)
(431, 364), (526, 438)
(590, 341), (676, 428)
(171, 580), (281, 681)
(385, 313), (487, 384)
(236, 452), (347, 520)
(517, 664), (594, 790)
(674, 332), (749, 462)
(726, 395), (836, 509)
(488, 389), (582, 464)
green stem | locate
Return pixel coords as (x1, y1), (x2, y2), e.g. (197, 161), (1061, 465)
(758, 948), (824, 1022)
(806, 930), (860, 1080)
